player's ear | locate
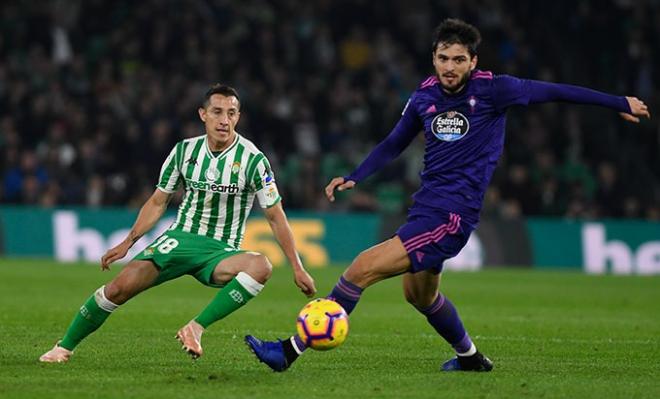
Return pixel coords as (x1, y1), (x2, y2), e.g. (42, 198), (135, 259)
(470, 54), (478, 71)
(198, 107), (206, 122)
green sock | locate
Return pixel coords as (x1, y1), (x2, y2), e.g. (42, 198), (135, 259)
(59, 288), (116, 350)
(194, 275), (261, 328)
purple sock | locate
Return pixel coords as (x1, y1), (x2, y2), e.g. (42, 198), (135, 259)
(292, 276), (363, 353)
(327, 275), (363, 315)
(418, 293), (473, 354)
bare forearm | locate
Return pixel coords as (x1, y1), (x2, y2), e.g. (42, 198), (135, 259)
(263, 203), (316, 296)
(125, 195), (168, 246)
(268, 214), (304, 271)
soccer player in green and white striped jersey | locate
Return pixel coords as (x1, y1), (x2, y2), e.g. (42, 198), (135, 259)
(40, 84), (317, 363)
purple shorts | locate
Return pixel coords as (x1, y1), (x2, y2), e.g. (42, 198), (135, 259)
(396, 205), (473, 274)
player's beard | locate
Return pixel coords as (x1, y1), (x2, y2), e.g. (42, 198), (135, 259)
(440, 71), (471, 94)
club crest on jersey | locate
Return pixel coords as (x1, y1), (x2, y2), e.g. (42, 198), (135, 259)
(431, 111), (470, 141)
(205, 167), (220, 181)
(231, 161), (241, 174)
(468, 96), (478, 113)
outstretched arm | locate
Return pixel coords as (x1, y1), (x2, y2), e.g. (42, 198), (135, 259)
(494, 76), (651, 122)
(101, 188), (171, 269)
(345, 120), (421, 183)
(263, 202), (317, 297)
(527, 80), (651, 122)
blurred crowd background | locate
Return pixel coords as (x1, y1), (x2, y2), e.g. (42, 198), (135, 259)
(1, 0), (659, 219)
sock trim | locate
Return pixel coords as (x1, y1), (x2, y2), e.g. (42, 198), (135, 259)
(290, 336), (304, 355)
(235, 272), (264, 296)
(94, 286), (119, 312)
(419, 293), (445, 315)
(338, 276), (362, 295)
(457, 342), (477, 357)
(334, 276), (363, 300)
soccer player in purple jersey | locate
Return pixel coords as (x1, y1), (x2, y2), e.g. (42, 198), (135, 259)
(246, 19), (651, 372)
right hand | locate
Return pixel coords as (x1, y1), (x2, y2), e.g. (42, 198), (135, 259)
(101, 240), (132, 270)
(293, 268), (317, 298)
(619, 96), (651, 123)
(324, 177), (356, 202)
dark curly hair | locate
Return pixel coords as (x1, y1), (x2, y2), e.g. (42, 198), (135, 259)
(432, 18), (482, 57)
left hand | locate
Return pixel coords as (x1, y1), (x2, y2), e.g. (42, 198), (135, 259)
(620, 96), (651, 123)
(293, 268), (317, 298)
(101, 239), (132, 270)
(325, 177), (356, 202)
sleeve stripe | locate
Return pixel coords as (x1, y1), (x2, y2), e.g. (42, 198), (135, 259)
(157, 145), (180, 191)
(158, 151), (176, 184)
(175, 142), (183, 170)
(246, 153), (266, 188)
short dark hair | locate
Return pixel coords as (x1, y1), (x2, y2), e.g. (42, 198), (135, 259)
(203, 84), (240, 108)
(432, 18), (481, 57)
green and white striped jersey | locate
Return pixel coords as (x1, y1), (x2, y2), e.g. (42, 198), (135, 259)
(157, 133), (281, 248)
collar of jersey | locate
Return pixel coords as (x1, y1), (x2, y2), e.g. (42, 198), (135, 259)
(441, 81), (470, 97)
(204, 133), (240, 160)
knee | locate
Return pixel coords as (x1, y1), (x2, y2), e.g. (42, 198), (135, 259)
(344, 252), (376, 287)
(248, 254), (272, 283)
(103, 282), (127, 305)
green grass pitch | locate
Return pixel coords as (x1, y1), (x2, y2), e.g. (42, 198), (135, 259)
(1, 259), (659, 398)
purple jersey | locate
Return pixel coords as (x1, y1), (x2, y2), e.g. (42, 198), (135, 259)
(346, 70), (630, 225)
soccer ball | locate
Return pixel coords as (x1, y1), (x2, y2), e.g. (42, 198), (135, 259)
(296, 298), (349, 351)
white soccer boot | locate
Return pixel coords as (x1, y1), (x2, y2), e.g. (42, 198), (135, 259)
(175, 320), (204, 359)
(39, 342), (73, 363)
